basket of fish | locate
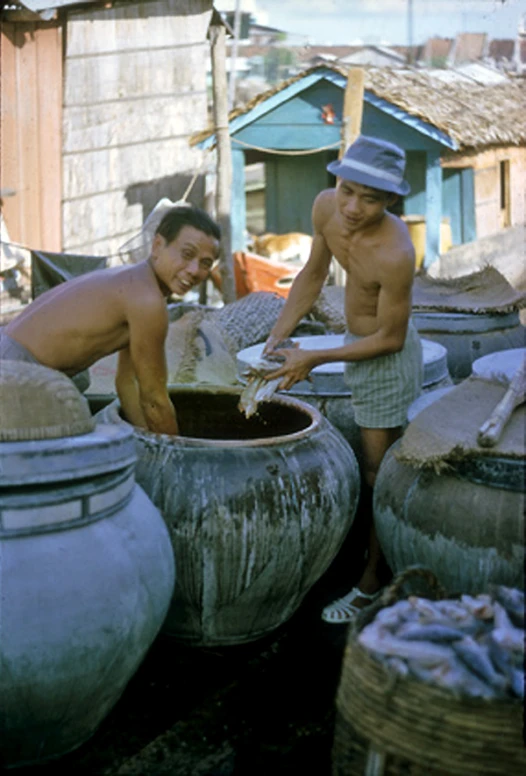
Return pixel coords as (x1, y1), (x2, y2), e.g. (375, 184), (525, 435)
(333, 567), (525, 776)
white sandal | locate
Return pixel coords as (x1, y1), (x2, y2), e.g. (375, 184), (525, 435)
(321, 586), (382, 624)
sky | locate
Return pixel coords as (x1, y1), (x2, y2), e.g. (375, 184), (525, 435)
(218, 0), (525, 46)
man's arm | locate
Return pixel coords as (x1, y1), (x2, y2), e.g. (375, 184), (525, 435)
(115, 347), (148, 428)
(264, 194), (333, 353)
(126, 296), (179, 435)
(266, 251), (415, 390)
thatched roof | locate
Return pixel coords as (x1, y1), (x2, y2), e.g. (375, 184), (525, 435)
(192, 63), (526, 151)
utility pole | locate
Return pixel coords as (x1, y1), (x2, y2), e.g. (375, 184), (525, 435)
(228, 0), (242, 111)
(209, 14), (236, 304)
(407, 0), (414, 65)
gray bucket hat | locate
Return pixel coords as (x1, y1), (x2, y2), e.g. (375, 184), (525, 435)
(327, 135), (410, 196)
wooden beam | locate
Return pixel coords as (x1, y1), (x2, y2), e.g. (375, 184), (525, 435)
(424, 150), (442, 269)
(209, 20), (236, 304)
(339, 67), (365, 159)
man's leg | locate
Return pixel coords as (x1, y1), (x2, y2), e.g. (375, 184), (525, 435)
(321, 425), (402, 623)
(352, 425), (402, 599)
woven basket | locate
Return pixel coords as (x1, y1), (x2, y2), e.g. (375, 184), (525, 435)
(332, 567), (525, 776)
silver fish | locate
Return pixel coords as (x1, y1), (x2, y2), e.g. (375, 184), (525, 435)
(510, 668), (525, 699)
(396, 622), (466, 643)
(453, 636), (507, 691)
(238, 355), (285, 418)
(407, 597), (455, 625)
(487, 632), (514, 678)
(491, 626), (525, 656)
(359, 627), (454, 666)
(426, 657), (497, 699)
(373, 600), (415, 629)
(491, 585), (525, 628)
(385, 656), (411, 678)
(460, 594), (494, 620)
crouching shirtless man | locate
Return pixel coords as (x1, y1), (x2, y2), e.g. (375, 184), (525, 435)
(0, 206), (221, 435)
(263, 136), (423, 623)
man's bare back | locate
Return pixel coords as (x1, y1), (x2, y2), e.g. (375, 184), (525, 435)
(1, 206), (221, 435)
(5, 263), (161, 376)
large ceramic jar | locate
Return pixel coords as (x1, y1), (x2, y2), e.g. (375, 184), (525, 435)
(373, 444), (524, 595)
(413, 310), (525, 380)
(237, 335), (452, 462)
(97, 386), (360, 646)
(0, 362), (175, 769)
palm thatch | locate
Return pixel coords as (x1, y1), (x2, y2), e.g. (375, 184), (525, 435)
(191, 63), (526, 151)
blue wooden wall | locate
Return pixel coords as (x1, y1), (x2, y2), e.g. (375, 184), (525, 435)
(217, 72), (472, 265)
(405, 152), (476, 245)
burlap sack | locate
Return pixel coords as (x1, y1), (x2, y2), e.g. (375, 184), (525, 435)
(413, 267), (526, 314)
(0, 360), (94, 440)
(165, 310), (239, 386)
(396, 376), (525, 470)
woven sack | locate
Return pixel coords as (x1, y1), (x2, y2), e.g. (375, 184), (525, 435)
(332, 567), (525, 776)
(0, 360), (94, 440)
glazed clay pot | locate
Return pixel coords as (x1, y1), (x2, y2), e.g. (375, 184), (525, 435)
(96, 386), (360, 646)
(373, 439), (524, 595)
(0, 423), (175, 769)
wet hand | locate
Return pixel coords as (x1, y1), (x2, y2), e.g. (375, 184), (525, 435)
(262, 336), (298, 357)
(263, 348), (316, 391)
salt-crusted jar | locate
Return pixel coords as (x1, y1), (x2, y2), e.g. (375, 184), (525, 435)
(0, 361), (175, 769)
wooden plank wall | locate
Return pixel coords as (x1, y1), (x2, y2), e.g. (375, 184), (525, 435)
(0, 21), (62, 252)
(443, 146), (526, 240)
(61, 0), (213, 259)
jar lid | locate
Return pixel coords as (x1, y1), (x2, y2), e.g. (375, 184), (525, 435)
(0, 360), (95, 441)
(237, 335), (450, 395)
(0, 423), (136, 486)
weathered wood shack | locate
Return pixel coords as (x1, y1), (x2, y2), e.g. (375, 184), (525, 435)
(192, 63), (526, 270)
(1, 0), (215, 259)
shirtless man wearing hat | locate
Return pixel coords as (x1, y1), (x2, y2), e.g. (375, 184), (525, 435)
(263, 135), (423, 623)
(0, 206), (221, 435)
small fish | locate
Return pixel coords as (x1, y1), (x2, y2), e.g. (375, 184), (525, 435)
(385, 656), (410, 678)
(238, 355), (286, 418)
(460, 594), (494, 620)
(408, 597), (454, 624)
(427, 657), (497, 699)
(491, 626), (525, 656)
(395, 622), (466, 643)
(509, 668), (525, 699)
(374, 600), (415, 629)
(487, 631), (514, 678)
(359, 628), (454, 666)
(453, 636), (507, 691)
(492, 600), (521, 635)
(491, 585), (525, 628)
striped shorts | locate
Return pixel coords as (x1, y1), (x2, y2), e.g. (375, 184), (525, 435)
(0, 331), (90, 393)
(344, 321), (424, 429)
(0, 331), (41, 365)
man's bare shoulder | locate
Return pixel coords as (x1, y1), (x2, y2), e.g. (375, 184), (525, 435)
(376, 215), (416, 280)
(123, 263), (168, 328)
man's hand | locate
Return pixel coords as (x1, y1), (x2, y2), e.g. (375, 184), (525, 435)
(263, 347), (317, 391)
(263, 336), (298, 357)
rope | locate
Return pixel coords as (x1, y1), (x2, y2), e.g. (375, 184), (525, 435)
(179, 146), (214, 203)
(231, 136), (341, 155)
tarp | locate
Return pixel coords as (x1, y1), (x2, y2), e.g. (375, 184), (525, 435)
(31, 250), (108, 299)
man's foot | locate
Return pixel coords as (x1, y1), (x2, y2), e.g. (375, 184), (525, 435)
(321, 586), (382, 624)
